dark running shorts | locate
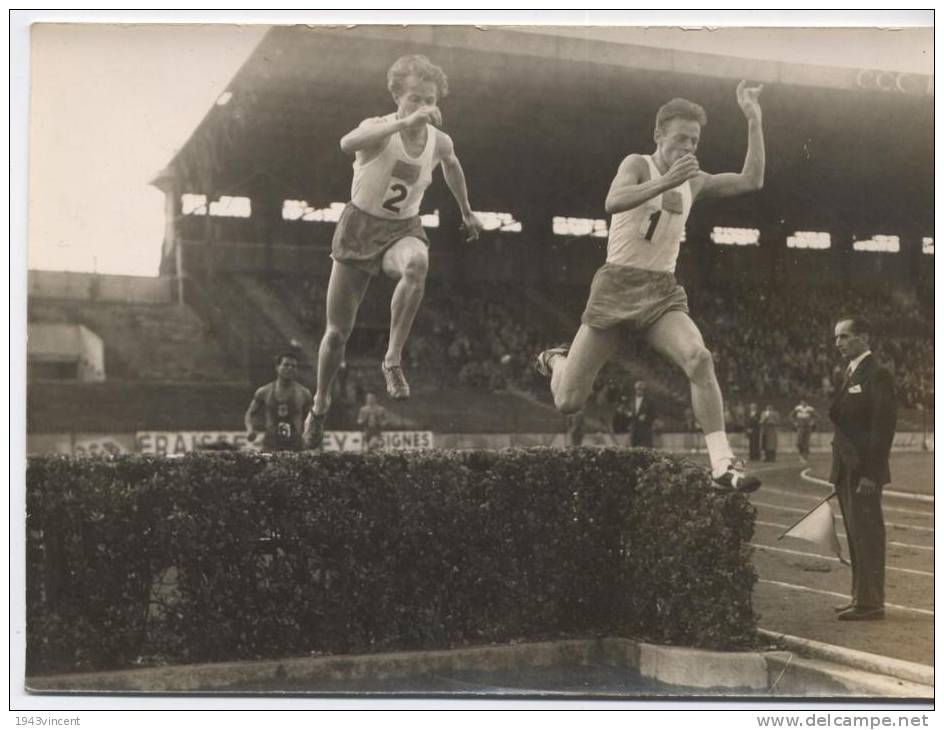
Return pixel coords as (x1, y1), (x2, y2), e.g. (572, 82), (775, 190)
(581, 263), (689, 332)
(331, 202), (429, 276)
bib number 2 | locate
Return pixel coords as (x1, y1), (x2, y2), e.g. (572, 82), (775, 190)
(382, 183), (408, 214)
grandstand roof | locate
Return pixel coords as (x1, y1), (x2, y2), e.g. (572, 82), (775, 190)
(155, 26), (932, 234)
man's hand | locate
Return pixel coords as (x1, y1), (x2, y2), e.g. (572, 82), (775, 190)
(404, 105), (442, 130)
(664, 153), (701, 186)
(461, 211), (484, 242)
(856, 476), (879, 497)
(737, 80), (763, 123)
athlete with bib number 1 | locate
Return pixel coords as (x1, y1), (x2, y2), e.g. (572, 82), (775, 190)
(535, 81), (766, 493)
(303, 54), (483, 450)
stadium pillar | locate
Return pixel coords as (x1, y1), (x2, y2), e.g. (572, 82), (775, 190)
(203, 179), (217, 276)
(686, 217), (713, 289)
(760, 221), (785, 291)
(170, 182), (186, 306)
(435, 202), (462, 285)
(175, 242), (185, 306)
(831, 226), (853, 289)
(518, 210), (552, 286)
(901, 233), (924, 298)
(155, 174), (186, 306)
(155, 169), (178, 267)
(254, 189), (281, 274)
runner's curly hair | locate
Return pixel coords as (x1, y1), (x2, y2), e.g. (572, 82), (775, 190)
(387, 54), (449, 99)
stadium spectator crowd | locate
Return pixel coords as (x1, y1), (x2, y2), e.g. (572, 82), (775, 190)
(285, 275), (931, 419)
(426, 279), (933, 414)
(690, 283), (932, 410)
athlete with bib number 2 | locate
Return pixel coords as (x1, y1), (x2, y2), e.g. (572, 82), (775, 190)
(304, 55), (483, 450)
(535, 81), (766, 493)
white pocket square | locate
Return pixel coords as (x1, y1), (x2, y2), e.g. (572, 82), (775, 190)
(848, 384), (863, 394)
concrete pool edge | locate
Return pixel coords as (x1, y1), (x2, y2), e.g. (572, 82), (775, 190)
(757, 628), (933, 691)
(26, 636), (933, 698)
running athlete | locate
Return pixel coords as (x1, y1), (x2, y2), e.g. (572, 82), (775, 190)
(245, 352), (313, 452)
(303, 54), (483, 449)
(357, 392), (388, 452)
(536, 81), (765, 492)
(790, 399), (818, 463)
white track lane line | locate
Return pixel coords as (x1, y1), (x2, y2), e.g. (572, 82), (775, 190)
(749, 543), (934, 577)
(801, 469), (933, 504)
(759, 486), (931, 517)
(758, 579), (934, 617)
(752, 501), (934, 532)
(755, 519), (933, 552)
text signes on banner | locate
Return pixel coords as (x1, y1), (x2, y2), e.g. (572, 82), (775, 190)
(136, 431), (435, 455)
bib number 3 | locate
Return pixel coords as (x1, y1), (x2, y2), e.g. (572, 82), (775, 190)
(383, 183), (408, 214)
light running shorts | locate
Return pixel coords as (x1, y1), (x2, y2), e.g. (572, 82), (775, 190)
(331, 202), (429, 277)
(581, 263), (689, 332)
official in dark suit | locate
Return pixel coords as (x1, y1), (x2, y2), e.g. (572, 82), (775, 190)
(829, 317), (897, 621)
(747, 402), (762, 461)
(627, 381), (657, 447)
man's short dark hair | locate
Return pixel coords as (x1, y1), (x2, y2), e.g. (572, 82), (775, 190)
(655, 98), (708, 130)
(275, 351), (300, 367)
(838, 316), (873, 338)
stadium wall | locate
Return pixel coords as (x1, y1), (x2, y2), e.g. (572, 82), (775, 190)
(27, 323), (105, 382)
(28, 270), (174, 305)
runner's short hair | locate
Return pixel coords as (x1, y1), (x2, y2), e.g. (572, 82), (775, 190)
(655, 98), (708, 130)
(275, 351), (300, 367)
(388, 54), (449, 99)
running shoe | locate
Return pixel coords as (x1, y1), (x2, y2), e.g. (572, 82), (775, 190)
(382, 362), (410, 400)
(302, 409), (327, 450)
(712, 458), (762, 493)
(534, 345), (570, 377)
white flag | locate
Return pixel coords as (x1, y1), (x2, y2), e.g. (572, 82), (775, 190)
(780, 494), (848, 565)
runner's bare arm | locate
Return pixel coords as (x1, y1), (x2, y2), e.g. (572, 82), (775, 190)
(302, 387), (313, 417)
(244, 388), (265, 435)
(437, 132), (483, 240)
(339, 108), (441, 157)
(605, 154), (699, 214)
(696, 81), (765, 199)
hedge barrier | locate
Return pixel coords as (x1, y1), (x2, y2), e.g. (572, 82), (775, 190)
(25, 448), (757, 675)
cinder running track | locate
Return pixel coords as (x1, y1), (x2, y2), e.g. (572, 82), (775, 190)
(738, 452), (933, 667)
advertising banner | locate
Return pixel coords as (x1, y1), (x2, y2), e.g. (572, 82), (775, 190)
(135, 431), (435, 455)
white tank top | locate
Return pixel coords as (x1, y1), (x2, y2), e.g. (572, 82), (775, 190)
(606, 155), (693, 273)
(350, 114), (438, 220)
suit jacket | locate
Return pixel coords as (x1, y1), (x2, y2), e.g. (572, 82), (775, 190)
(829, 354), (897, 486)
(748, 411), (762, 438)
(760, 409), (780, 449)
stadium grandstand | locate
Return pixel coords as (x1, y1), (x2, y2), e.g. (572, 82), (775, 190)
(26, 25), (933, 455)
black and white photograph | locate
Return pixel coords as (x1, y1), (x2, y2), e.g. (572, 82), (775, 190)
(12, 10), (935, 718)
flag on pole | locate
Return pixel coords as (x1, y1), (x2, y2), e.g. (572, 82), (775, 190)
(778, 492), (849, 565)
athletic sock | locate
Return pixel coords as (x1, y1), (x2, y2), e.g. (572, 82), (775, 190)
(705, 431), (736, 478)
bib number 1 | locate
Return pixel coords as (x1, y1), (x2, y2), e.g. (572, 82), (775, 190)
(643, 210), (662, 241)
(383, 183), (408, 214)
